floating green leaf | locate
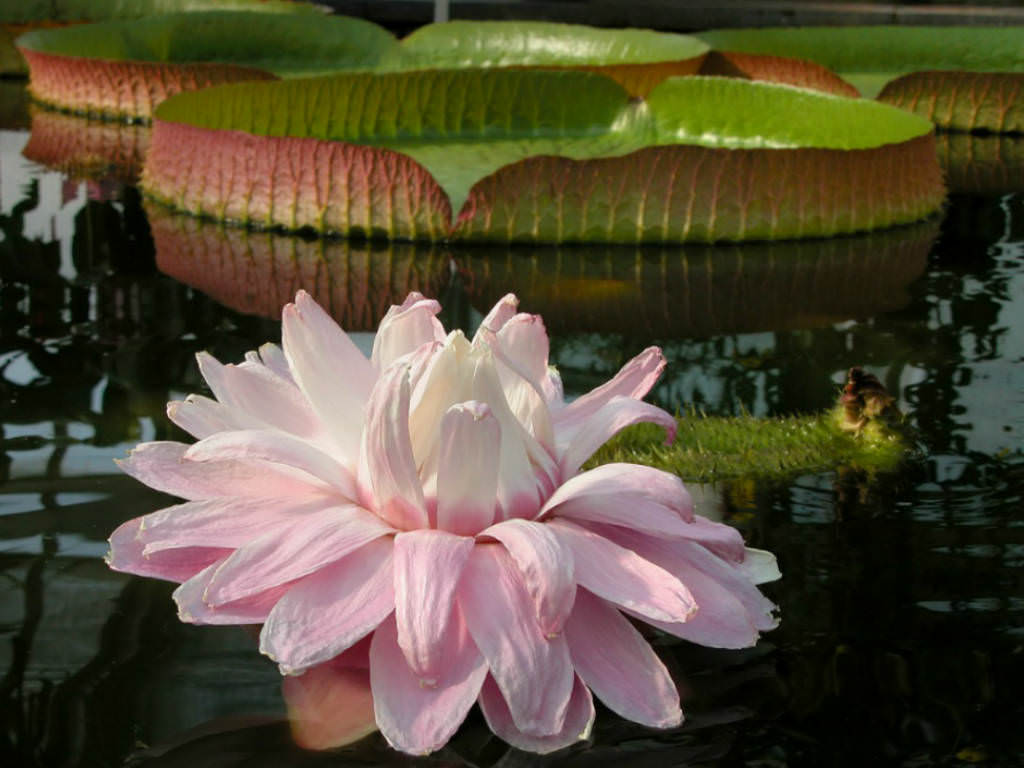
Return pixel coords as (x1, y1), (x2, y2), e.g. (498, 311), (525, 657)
(2, 1), (327, 75)
(144, 69), (944, 243)
(698, 26), (1024, 132)
(17, 11), (398, 117)
(394, 20), (707, 97)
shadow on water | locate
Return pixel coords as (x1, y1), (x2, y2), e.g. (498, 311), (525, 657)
(1, 85), (1022, 767)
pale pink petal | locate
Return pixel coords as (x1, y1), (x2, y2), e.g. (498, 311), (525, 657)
(369, 613), (487, 756)
(436, 401), (500, 535)
(138, 496), (330, 554)
(261, 537), (395, 674)
(282, 290), (374, 463)
(470, 349), (558, 520)
(741, 548), (783, 584)
(558, 395), (677, 478)
(393, 530), (475, 683)
(539, 463), (694, 537)
(255, 342), (293, 381)
(195, 351), (233, 403)
(166, 395), (240, 439)
(359, 363), (428, 530)
(185, 429), (357, 501)
(204, 505), (393, 605)
(553, 346), (666, 430)
(117, 442), (331, 501)
(548, 520), (695, 624)
(564, 589), (682, 728)
(458, 543), (573, 736)
(220, 361), (323, 440)
(174, 560), (292, 625)
(478, 674), (594, 754)
(473, 293), (519, 341)
(674, 516), (747, 561)
(409, 332), (473, 484)
(611, 528), (777, 645)
(106, 517), (228, 582)
(480, 519), (575, 637)
(371, 293), (444, 372)
(495, 313), (550, 391)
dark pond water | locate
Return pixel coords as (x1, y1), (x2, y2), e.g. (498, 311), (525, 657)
(1, 80), (1022, 767)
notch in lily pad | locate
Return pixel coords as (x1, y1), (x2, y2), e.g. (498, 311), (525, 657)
(698, 26), (1024, 133)
(143, 68), (944, 244)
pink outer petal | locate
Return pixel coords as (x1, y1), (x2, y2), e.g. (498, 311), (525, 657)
(117, 442), (332, 501)
(495, 313), (550, 395)
(261, 537), (396, 674)
(609, 527), (777, 647)
(539, 462), (695, 535)
(254, 342), (293, 382)
(173, 560), (292, 625)
(282, 290), (374, 464)
(553, 346), (666, 431)
(393, 530), (475, 684)
(369, 613), (487, 756)
(457, 543), (573, 736)
(548, 520), (696, 624)
(557, 395), (677, 479)
(470, 350), (559, 521)
(360, 363), (429, 530)
(564, 589), (682, 728)
(185, 429), (358, 502)
(203, 505), (393, 606)
(478, 674), (594, 755)
(473, 293), (519, 341)
(219, 361), (324, 440)
(106, 517), (228, 582)
(436, 401), (500, 536)
(137, 496), (329, 554)
(479, 519), (575, 637)
(741, 548), (783, 584)
(371, 292), (444, 372)
(166, 395), (239, 439)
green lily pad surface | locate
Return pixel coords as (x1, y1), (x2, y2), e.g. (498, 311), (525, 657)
(2, 1), (326, 75)
(143, 68), (943, 244)
(394, 21), (707, 97)
(17, 12), (398, 117)
(699, 26), (1024, 132)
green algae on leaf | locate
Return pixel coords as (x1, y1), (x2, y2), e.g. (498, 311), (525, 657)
(586, 408), (910, 484)
(698, 26), (1024, 133)
(143, 69), (944, 244)
(17, 11), (398, 118)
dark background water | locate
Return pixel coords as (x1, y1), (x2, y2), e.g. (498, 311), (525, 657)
(0, 80), (1022, 767)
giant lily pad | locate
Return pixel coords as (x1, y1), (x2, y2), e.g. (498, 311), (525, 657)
(395, 20), (707, 98)
(2, 0), (328, 75)
(936, 133), (1024, 195)
(143, 69), (944, 244)
(698, 26), (1024, 132)
(16, 11), (398, 118)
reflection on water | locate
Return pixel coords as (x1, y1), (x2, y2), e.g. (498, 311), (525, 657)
(2, 87), (1022, 765)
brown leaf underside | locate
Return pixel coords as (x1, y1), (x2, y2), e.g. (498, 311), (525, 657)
(144, 120), (944, 244)
(19, 47), (276, 119)
(879, 71), (1023, 133)
(698, 50), (859, 98)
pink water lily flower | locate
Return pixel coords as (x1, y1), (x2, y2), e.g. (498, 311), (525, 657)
(107, 291), (780, 755)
